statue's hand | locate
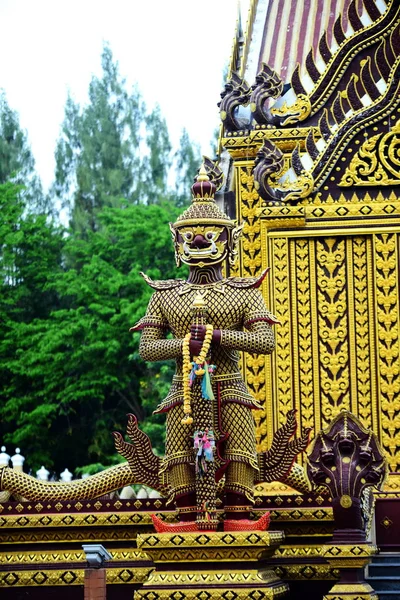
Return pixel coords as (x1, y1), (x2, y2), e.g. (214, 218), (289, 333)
(189, 324), (206, 355)
(189, 325), (221, 355)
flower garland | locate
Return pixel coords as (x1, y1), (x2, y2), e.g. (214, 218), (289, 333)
(182, 324), (215, 425)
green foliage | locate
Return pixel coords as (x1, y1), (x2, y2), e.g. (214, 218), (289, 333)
(0, 92), (34, 184)
(54, 44), (180, 232)
(0, 199), (186, 472)
(142, 105), (172, 204)
(0, 182), (65, 468)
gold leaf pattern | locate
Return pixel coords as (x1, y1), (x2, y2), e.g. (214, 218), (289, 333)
(374, 233), (400, 471)
(294, 240), (314, 431)
(340, 119), (400, 186)
(237, 166), (267, 448)
(316, 238), (350, 425)
(352, 237), (373, 429)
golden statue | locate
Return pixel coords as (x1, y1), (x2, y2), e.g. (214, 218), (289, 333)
(131, 166), (279, 531)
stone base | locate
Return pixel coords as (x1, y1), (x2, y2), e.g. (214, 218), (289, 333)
(135, 530), (289, 600)
(323, 581), (378, 599)
(322, 543), (378, 600)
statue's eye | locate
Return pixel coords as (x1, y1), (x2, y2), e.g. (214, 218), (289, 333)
(205, 231), (215, 241)
(183, 231), (193, 242)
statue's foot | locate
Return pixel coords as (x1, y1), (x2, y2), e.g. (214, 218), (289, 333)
(151, 514), (199, 533)
(224, 511), (270, 532)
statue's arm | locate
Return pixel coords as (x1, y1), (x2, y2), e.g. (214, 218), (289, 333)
(139, 326), (183, 362)
(219, 320), (275, 355)
(131, 292), (182, 362)
(216, 288), (277, 355)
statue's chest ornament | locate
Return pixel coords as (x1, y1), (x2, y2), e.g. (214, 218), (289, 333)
(177, 283), (226, 298)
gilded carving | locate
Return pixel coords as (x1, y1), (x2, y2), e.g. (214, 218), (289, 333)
(0, 548), (146, 564)
(270, 94), (312, 126)
(238, 166), (263, 277)
(136, 583), (288, 600)
(237, 165), (268, 447)
(374, 232), (400, 471)
(0, 567), (151, 587)
(272, 545), (322, 558)
(0, 510), (176, 532)
(316, 238), (350, 425)
(0, 527), (140, 544)
(273, 564), (339, 580)
(271, 238), (293, 429)
(352, 237), (373, 429)
(293, 240), (314, 433)
(136, 530), (288, 599)
(340, 119), (400, 186)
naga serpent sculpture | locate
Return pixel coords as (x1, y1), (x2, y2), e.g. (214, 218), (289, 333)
(0, 411), (310, 502)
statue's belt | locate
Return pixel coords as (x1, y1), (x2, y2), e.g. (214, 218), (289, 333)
(172, 372), (243, 383)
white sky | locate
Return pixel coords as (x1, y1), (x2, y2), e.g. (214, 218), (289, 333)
(0, 0), (249, 190)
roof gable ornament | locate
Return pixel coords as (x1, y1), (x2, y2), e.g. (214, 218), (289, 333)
(252, 23), (400, 203)
(218, 71), (251, 132)
(252, 0), (397, 128)
(340, 118), (400, 187)
(249, 63), (284, 126)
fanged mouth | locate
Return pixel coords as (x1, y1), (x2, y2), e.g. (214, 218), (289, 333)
(182, 241), (218, 258)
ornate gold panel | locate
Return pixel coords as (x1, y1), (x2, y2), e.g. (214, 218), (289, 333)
(235, 162), (400, 472)
(316, 238), (350, 424)
(373, 232), (400, 471)
(340, 118), (400, 187)
(235, 163), (269, 449)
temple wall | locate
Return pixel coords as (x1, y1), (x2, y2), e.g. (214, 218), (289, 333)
(233, 160), (400, 473)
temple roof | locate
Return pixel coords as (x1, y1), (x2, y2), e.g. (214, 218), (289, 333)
(238, 0), (384, 83)
(220, 0), (399, 205)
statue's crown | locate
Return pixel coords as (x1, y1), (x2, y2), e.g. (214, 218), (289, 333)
(174, 164), (233, 228)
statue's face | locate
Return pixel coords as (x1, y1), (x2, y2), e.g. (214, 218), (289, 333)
(176, 225), (228, 267)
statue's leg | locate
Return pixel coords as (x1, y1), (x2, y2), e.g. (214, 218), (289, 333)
(225, 463), (254, 520)
(222, 403), (258, 520)
(165, 405), (196, 522)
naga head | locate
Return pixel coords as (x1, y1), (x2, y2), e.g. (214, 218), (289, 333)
(170, 164), (243, 269)
(218, 71), (251, 132)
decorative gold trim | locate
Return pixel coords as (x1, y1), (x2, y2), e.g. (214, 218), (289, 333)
(323, 583), (378, 600)
(0, 547), (146, 564)
(0, 527), (149, 545)
(273, 564), (339, 581)
(257, 204), (306, 231)
(0, 511), (175, 529)
(0, 567), (152, 587)
(222, 126), (314, 158)
(137, 530), (285, 563)
(340, 118), (400, 186)
(270, 94), (312, 126)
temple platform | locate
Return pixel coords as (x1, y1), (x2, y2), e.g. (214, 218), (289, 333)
(135, 530), (288, 600)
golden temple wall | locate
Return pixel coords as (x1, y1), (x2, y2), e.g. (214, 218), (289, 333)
(232, 160), (400, 473)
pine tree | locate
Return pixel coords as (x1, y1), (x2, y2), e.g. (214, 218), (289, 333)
(0, 92), (47, 214)
(0, 92), (34, 184)
(174, 128), (201, 206)
(141, 105), (172, 204)
(54, 45), (146, 232)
